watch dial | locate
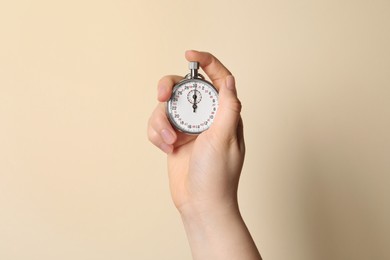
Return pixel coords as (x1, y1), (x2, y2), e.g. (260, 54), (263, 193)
(168, 79), (218, 134)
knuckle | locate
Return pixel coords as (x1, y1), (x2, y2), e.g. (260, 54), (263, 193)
(146, 126), (154, 141)
(147, 127), (160, 144)
(230, 98), (242, 114)
(157, 76), (169, 89)
(158, 75), (182, 86)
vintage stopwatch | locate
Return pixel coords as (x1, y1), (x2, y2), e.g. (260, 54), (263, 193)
(167, 61), (219, 134)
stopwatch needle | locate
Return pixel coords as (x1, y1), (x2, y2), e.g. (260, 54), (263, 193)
(192, 93), (197, 113)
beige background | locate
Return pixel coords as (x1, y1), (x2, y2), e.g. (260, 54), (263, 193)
(1, 0), (389, 259)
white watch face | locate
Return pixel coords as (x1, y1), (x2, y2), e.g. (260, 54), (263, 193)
(167, 79), (219, 134)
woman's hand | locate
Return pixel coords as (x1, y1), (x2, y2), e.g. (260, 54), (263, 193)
(147, 50), (244, 215)
(147, 50), (261, 260)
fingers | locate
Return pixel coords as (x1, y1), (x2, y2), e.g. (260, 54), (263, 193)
(147, 103), (177, 153)
(149, 74), (182, 153)
(157, 75), (183, 102)
(185, 50), (240, 140)
(212, 75), (242, 141)
(185, 50), (231, 89)
(147, 103), (196, 153)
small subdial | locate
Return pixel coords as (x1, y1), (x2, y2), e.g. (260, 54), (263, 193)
(187, 89), (202, 104)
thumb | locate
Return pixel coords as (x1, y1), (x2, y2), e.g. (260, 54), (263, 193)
(212, 75), (242, 139)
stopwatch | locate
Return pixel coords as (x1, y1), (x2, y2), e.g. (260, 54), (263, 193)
(167, 61), (219, 134)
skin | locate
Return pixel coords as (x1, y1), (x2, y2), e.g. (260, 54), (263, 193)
(147, 50), (262, 260)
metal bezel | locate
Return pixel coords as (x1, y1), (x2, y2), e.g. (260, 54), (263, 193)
(167, 78), (218, 135)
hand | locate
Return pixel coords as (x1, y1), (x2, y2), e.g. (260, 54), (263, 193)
(148, 51), (261, 260)
(147, 50), (245, 215)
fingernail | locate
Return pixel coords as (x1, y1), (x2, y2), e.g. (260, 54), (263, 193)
(161, 129), (175, 144)
(226, 75), (236, 91)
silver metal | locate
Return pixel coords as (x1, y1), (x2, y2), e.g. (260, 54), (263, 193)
(189, 61), (199, 78)
(184, 73), (205, 80)
(189, 61), (199, 70)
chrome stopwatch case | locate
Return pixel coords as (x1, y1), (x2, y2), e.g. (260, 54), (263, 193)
(167, 61), (219, 134)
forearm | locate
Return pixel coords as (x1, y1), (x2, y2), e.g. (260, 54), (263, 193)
(180, 202), (262, 260)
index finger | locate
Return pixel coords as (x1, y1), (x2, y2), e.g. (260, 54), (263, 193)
(185, 50), (232, 89)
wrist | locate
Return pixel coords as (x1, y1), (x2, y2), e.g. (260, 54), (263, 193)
(178, 197), (240, 222)
(179, 200), (261, 260)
